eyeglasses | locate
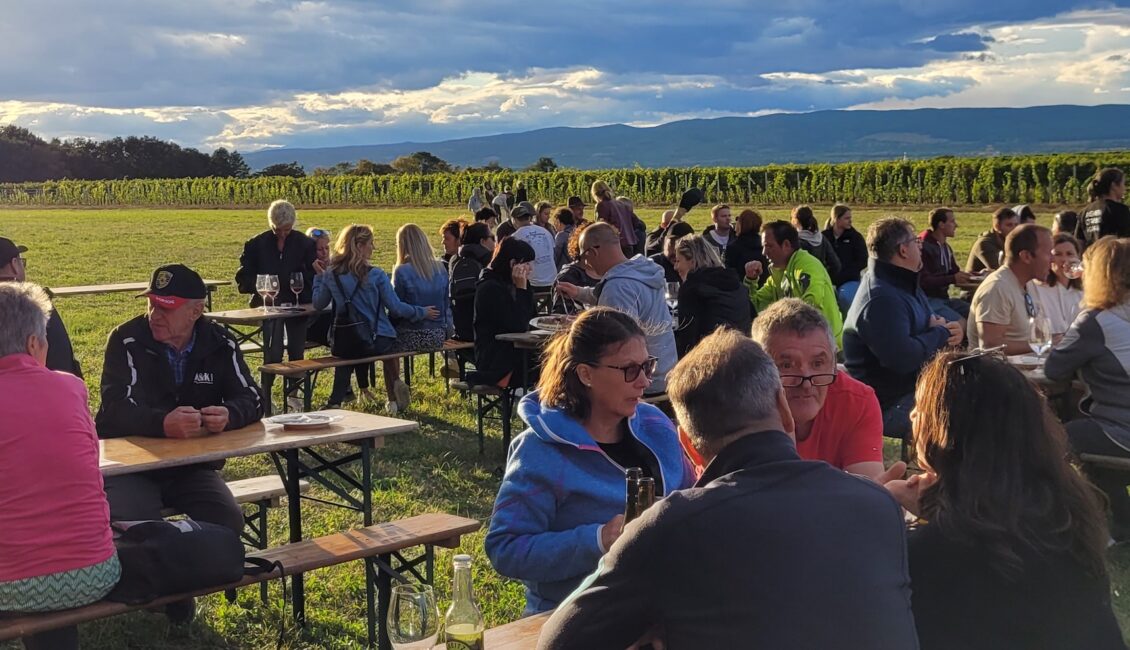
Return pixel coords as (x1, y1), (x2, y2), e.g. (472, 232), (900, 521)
(1023, 291), (1036, 318)
(779, 372), (836, 388)
(587, 356), (659, 382)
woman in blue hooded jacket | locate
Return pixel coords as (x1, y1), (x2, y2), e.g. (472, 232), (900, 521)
(485, 307), (695, 614)
(313, 224), (439, 411)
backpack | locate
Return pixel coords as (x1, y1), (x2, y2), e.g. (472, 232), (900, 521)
(449, 254), (483, 341)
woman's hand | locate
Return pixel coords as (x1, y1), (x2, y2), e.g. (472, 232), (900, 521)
(424, 306), (440, 320)
(511, 262), (530, 290)
(600, 514), (625, 551)
(313, 259), (327, 275)
(884, 471), (938, 518)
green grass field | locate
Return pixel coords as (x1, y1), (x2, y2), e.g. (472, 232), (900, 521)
(2, 205), (1128, 648)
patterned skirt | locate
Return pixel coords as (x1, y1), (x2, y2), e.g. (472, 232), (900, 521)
(0, 553), (120, 613)
(395, 327), (446, 353)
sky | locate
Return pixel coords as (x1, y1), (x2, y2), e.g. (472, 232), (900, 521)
(2, 0), (1129, 153)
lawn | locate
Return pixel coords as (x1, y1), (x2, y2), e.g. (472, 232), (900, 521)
(2, 205), (1127, 648)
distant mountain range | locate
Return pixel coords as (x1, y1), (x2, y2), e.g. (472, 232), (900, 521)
(243, 105), (1130, 172)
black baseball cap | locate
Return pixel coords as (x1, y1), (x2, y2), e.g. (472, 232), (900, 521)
(666, 221), (695, 240)
(0, 237), (27, 267)
(567, 196), (586, 208)
(137, 263), (207, 308)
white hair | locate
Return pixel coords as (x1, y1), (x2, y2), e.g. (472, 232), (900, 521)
(0, 282), (51, 357)
(267, 199), (297, 229)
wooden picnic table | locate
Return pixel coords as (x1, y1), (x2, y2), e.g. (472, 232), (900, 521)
(50, 280), (229, 309)
(205, 303), (326, 353)
(484, 612), (551, 649)
(99, 408), (416, 628)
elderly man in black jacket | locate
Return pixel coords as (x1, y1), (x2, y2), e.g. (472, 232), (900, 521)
(539, 329), (918, 650)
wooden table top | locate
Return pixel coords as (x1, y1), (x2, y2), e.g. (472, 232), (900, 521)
(98, 409), (416, 476)
(205, 303), (325, 324)
(484, 612), (550, 650)
(51, 279), (229, 297)
(496, 331), (552, 349)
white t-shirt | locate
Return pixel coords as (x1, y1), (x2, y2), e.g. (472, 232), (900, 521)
(512, 224), (558, 287)
(969, 266), (1032, 349)
(1032, 281), (1083, 335)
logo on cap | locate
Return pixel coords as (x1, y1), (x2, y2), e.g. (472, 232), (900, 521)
(156, 270), (173, 289)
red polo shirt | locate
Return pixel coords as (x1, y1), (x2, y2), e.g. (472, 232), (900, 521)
(797, 372), (884, 470)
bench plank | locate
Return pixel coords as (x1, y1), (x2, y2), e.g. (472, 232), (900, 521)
(0, 513), (480, 641)
(262, 340), (473, 377)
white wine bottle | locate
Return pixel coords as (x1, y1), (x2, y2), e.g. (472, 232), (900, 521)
(444, 554), (484, 650)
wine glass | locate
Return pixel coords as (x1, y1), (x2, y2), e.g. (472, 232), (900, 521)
(255, 274), (270, 312)
(1029, 314), (1053, 359)
(1064, 260), (1084, 280)
(386, 584), (439, 650)
(665, 282), (680, 311)
(290, 271), (305, 306)
(264, 274), (280, 310)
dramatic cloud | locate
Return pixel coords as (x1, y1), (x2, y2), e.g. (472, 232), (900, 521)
(1, 1), (1127, 151)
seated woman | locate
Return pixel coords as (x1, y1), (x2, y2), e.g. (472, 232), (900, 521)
(485, 308), (695, 614)
(313, 224), (439, 413)
(392, 223), (452, 353)
(888, 350), (1121, 650)
(467, 237), (537, 388)
(792, 205), (841, 280)
(1046, 236), (1130, 541)
(1032, 232), (1083, 337)
(305, 226), (333, 348)
(671, 234), (753, 357)
(0, 283), (119, 650)
(554, 222), (601, 314)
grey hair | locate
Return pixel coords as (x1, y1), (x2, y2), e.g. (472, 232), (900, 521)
(674, 234), (723, 272)
(866, 216), (915, 262)
(750, 298), (837, 354)
(667, 328), (781, 446)
(267, 199), (297, 229)
(0, 282), (51, 357)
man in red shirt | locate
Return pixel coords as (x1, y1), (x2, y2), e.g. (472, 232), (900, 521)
(752, 298), (903, 482)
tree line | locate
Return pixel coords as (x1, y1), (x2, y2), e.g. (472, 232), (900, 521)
(2, 152), (1128, 208)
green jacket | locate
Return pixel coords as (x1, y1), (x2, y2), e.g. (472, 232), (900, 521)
(748, 249), (843, 346)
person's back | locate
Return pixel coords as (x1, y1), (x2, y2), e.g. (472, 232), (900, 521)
(393, 261), (450, 333)
(675, 266), (752, 357)
(449, 242), (491, 341)
(512, 223), (557, 287)
(594, 256), (676, 392)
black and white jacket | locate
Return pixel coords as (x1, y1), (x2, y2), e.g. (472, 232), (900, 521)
(95, 316), (263, 439)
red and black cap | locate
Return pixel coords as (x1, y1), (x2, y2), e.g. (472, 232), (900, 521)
(137, 264), (206, 309)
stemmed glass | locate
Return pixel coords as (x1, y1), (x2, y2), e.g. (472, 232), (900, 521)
(1064, 260), (1084, 280)
(290, 271), (305, 306)
(386, 584), (440, 650)
(255, 274), (271, 312)
(1029, 314), (1053, 360)
(665, 282), (680, 312)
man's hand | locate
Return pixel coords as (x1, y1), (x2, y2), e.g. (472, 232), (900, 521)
(943, 321), (963, 347)
(876, 461), (907, 486)
(600, 514), (625, 551)
(164, 406), (205, 438)
(556, 281), (579, 299)
(928, 315), (946, 329)
(200, 405), (229, 434)
(954, 271), (971, 285)
(744, 260), (763, 279)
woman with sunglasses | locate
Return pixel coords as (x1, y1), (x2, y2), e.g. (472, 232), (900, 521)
(304, 227), (333, 348)
(886, 350), (1120, 650)
(485, 308), (695, 615)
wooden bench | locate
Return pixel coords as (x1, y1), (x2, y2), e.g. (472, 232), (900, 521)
(451, 381), (517, 455)
(0, 513), (481, 649)
(260, 340), (474, 414)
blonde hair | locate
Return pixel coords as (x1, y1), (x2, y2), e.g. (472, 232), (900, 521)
(1083, 236), (1130, 310)
(673, 234), (723, 273)
(591, 180), (614, 203)
(267, 199), (297, 229)
(330, 224), (374, 281)
(395, 223), (441, 282)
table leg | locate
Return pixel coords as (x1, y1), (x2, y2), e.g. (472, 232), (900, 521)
(283, 448), (306, 626)
(361, 440), (382, 649)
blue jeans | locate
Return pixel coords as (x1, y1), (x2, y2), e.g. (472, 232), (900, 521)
(927, 297), (969, 322)
(881, 392), (915, 440)
(836, 281), (860, 314)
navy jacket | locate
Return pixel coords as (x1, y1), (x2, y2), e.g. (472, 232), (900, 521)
(844, 259), (950, 407)
(539, 431), (918, 650)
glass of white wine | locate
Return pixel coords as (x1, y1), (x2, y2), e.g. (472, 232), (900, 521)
(387, 584), (439, 650)
(1029, 314), (1053, 359)
(1064, 260), (1084, 280)
(255, 274), (271, 312)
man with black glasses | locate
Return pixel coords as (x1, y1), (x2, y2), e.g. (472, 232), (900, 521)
(968, 223), (1053, 354)
(844, 217), (962, 440)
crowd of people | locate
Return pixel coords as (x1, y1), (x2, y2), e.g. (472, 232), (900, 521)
(3, 166), (1130, 648)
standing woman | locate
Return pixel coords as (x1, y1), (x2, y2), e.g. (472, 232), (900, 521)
(313, 224), (439, 412)
(1047, 237), (1130, 541)
(823, 204), (868, 313)
(485, 308), (695, 614)
(235, 199), (316, 410)
(1076, 167), (1130, 247)
(888, 351), (1120, 650)
(592, 180), (639, 257)
(792, 205), (841, 280)
(671, 235), (753, 357)
(468, 238), (537, 388)
(393, 223), (452, 355)
(468, 187), (485, 214)
(1031, 233), (1084, 337)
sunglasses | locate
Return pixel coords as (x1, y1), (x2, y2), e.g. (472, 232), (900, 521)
(587, 356), (659, 382)
(309, 228), (330, 238)
(779, 372), (836, 388)
(946, 345), (1006, 375)
(1023, 291), (1037, 318)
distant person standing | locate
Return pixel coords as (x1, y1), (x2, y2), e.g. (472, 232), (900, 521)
(1075, 167), (1130, 248)
(492, 187), (511, 222)
(701, 204), (734, 259)
(235, 200), (316, 410)
(0, 237), (82, 376)
(592, 180), (640, 257)
(468, 187), (485, 214)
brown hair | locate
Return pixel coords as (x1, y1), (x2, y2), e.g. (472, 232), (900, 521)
(824, 203), (851, 229)
(537, 308), (646, 421)
(1004, 223), (1050, 264)
(913, 351), (1109, 580)
(1089, 167), (1125, 200)
(1082, 236), (1130, 310)
(735, 209), (763, 237)
(992, 206), (1018, 225)
(439, 218), (467, 241)
(566, 221), (591, 260)
(1049, 233), (1083, 290)
(791, 205), (818, 233)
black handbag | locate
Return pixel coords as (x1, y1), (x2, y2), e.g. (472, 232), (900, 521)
(330, 272), (381, 359)
(105, 519), (249, 604)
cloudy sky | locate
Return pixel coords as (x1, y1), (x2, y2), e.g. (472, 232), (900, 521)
(2, 1), (1129, 152)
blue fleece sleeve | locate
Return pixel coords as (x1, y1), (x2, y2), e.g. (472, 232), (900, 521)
(375, 269), (428, 322)
(858, 294), (949, 374)
(485, 440), (605, 584)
